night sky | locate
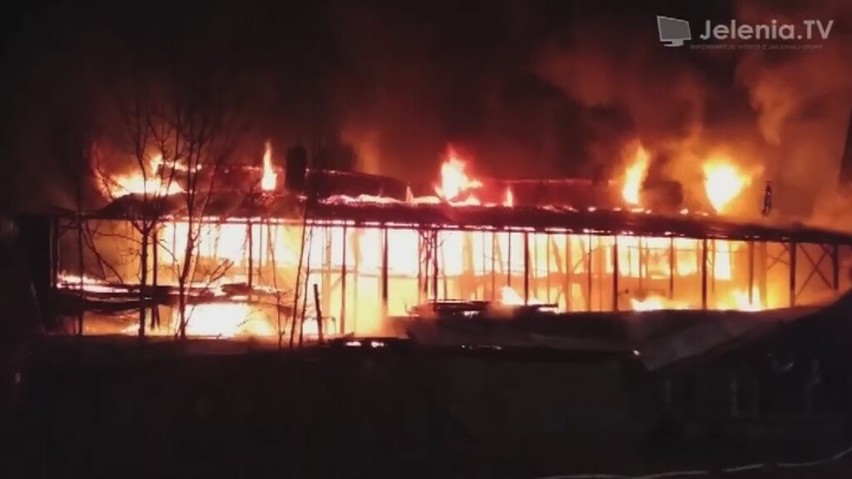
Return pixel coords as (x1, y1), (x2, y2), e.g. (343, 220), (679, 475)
(0, 0), (849, 216)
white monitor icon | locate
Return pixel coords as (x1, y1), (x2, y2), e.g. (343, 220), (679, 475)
(657, 16), (691, 47)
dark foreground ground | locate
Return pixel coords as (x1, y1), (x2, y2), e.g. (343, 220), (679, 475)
(3, 336), (852, 478)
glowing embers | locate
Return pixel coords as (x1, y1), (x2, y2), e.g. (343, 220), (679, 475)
(702, 158), (751, 213)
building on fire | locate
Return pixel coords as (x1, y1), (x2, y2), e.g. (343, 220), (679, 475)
(42, 143), (852, 339)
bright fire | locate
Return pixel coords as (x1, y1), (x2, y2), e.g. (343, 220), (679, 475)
(703, 159), (751, 213)
(99, 154), (185, 199)
(630, 288), (763, 312)
(631, 294), (686, 311)
(434, 148), (482, 203)
(499, 286), (525, 305)
(261, 141), (277, 191)
(504, 187), (514, 207)
(622, 145), (650, 205)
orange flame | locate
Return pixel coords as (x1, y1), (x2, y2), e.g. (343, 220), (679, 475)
(504, 187), (514, 207)
(622, 145), (650, 205)
(261, 141), (277, 191)
(434, 147), (482, 203)
(100, 154), (184, 199)
(702, 158), (751, 213)
(630, 294), (690, 311)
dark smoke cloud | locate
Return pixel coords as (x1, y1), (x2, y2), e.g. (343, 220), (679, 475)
(1, 0), (849, 223)
(735, 0), (852, 221)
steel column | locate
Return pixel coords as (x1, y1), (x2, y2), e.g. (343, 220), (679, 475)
(523, 232), (530, 303)
(381, 228), (389, 316)
(612, 236), (619, 311)
(565, 234), (572, 311)
(748, 241), (755, 303)
(587, 234), (593, 312)
(789, 241), (797, 307)
(701, 238), (708, 309)
(833, 243), (840, 291)
(431, 231), (439, 302)
(340, 225), (347, 334)
(669, 237), (675, 299)
(246, 220), (253, 287)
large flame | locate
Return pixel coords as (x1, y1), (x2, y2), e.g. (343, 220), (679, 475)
(504, 187), (514, 207)
(435, 147), (482, 203)
(100, 154), (184, 199)
(261, 141), (277, 191)
(622, 145), (650, 205)
(702, 158), (751, 213)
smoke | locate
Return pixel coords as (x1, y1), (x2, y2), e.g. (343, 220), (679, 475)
(735, 0), (852, 223)
(533, 0), (852, 222)
(2, 0), (851, 225)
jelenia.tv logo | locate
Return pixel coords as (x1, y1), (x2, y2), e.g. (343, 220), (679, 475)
(657, 16), (834, 48)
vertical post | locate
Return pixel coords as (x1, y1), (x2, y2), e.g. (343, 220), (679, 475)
(612, 235), (619, 311)
(431, 230), (439, 302)
(523, 232), (530, 304)
(381, 227), (389, 317)
(669, 237), (675, 299)
(789, 242), (797, 307)
(490, 232), (496, 300)
(701, 238), (708, 310)
(507, 231), (512, 287)
(246, 220), (253, 287)
(565, 234), (572, 311)
(832, 243), (840, 291)
(546, 234), (552, 302)
(340, 224), (347, 334)
(638, 237), (644, 291)
(748, 241), (755, 303)
(352, 226), (360, 333)
(587, 234), (593, 312)
(151, 225), (159, 330)
(313, 283), (323, 344)
(711, 239), (717, 294)
(322, 227), (332, 315)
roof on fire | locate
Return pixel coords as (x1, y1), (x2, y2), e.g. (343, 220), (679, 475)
(51, 191), (852, 245)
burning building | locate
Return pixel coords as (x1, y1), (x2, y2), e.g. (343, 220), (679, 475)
(45, 142), (852, 341)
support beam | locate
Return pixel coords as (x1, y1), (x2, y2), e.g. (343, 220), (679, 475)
(587, 235), (593, 312)
(490, 232), (496, 300)
(565, 234), (572, 311)
(381, 228), (389, 316)
(669, 237), (675, 299)
(340, 225), (347, 335)
(833, 243), (840, 291)
(612, 236), (619, 311)
(789, 241), (797, 307)
(507, 231), (513, 287)
(246, 220), (253, 287)
(701, 238), (708, 309)
(431, 231), (439, 302)
(748, 241), (755, 303)
(523, 232), (530, 304)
